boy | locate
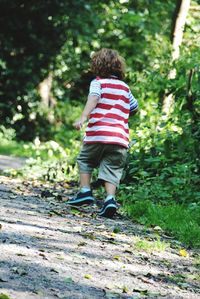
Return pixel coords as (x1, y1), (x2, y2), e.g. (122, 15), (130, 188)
(67, 48), (138, 218)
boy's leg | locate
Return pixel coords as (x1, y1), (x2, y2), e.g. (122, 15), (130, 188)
(98, 144), (127, 217)
(98, 180), (117, 217)
(67, 144), (101, 206)
(67, 172), (94, 206)
(80, 173), (91, 189)
(105, 181), (116, 197)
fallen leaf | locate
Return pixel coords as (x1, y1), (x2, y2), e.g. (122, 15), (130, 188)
(179, 249), (189, 258)
(84, 274), (92, 279)
(56, 255), (64, 260)
(50, 268), (59, 273)
(49, 210), (63, 216)
(178, 282), (190, 289)
(113, 255), (121, 261)
(0, 277), (8, 282)
(105, 283), (115, 290)
(122, 286), (128, 293)
(73, 226), (82, 233)
(153, 225), (163, 232)
(77, 241), (87, 247)
(39, 253), (48, 260)
(133, 288), (148, 295)
(16, 253), (26, 257)
(70, 208), (81, 215)
(113, 226), (121, 233)
(64, 277), (74, 284)
(38, 248), (45, 252)
(12, 267), (27, 276)
(9, 195), (17, 199)
(106, 238), (116, 244)
(81, 232), (96, 240)
(124, 249), (132, 254)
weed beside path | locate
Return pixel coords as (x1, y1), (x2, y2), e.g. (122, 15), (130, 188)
(0, 176), (200, 299)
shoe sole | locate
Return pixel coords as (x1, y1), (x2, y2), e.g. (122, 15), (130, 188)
(67, 197), (95, 206)
(98, 204), (117, 218)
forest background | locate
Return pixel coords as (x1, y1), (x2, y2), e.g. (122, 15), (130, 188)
(0, 0), (200, 247)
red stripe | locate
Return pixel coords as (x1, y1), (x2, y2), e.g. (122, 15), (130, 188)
(86, 131), (129, 141)
(101, 83), (129, 92)
(84, 140), (128, 148)
(90, 112), (128, 123)
(87, 121), (129, 133)
(96, 103), (130, 114)
(101, 93), (129, 104)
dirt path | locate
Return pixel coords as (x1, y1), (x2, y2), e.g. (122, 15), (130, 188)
(0, 155), (26, 171)
(0, 176), (200, 299)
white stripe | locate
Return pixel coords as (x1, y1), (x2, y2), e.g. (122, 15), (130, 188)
(130, 97), (138, 106)
(89, 117), (128, 128)
(90, 92), (101, 97)
(86, 126), (129, 138)
(130, 100), (137, 107)
(129, 91), (138, 112)
(89, 79), (101, 96)
(92, 108), (128, 119)
(84, 135), (128, 146)
(102, 87), (129, 97)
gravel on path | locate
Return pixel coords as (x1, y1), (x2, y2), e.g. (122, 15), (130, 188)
(0, 176), (200, 299)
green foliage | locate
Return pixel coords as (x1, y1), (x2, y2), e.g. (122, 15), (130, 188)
(0, 294), (12, 299)
(133, 236), (170, 252)
(0, 125), (28, 157)
(0, 0), (101, 139)
(17, 138), (80, 182)
(120, 199), (200, 247)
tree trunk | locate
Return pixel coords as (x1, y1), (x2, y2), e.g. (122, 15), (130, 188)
(38, 72), (56, 123)
(162, 0), (190, 116)
(38, 72), (56, 108)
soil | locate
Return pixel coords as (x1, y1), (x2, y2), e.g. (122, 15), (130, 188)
(0, 157), (200, 299)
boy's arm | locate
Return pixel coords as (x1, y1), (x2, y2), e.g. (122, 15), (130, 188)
(74, 95), (99, 130)
(129, 90), (138, 117)
(130, 107), (138, 116)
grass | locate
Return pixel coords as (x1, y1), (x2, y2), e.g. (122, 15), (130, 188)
(121, 199), (200, 248)
(0, 141), (30, 157)
(133, 236), (170, 252)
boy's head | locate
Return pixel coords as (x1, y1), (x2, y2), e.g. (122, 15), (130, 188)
(91, 48), (125, 80)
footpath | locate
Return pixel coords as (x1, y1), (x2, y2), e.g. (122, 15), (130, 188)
(0, 156), (199, 299)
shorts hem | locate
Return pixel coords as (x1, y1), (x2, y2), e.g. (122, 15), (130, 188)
(79, 170), (93, 174)
(98, 175), (119, 187)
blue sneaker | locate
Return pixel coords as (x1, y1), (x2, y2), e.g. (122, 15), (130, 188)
(98, 198), (117, 218)
(67, 190), (95, 206)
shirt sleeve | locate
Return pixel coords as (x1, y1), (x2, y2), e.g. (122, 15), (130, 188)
(89, 79), (101, 97)
(129, 90), (138, 112)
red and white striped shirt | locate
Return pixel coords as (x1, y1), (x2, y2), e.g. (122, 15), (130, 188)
(84, 77), (138, 148)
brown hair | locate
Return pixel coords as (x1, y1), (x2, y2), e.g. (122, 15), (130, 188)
(91, 48), (126, 80)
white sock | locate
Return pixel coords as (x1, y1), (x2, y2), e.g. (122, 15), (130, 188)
(81, 186), (91, 193)
(105, 194), (115, 202)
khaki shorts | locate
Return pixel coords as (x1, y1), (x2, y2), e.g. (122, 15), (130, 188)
(77, 143), (128, 187)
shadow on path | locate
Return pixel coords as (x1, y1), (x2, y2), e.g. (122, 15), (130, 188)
(0, 175), (200, 299)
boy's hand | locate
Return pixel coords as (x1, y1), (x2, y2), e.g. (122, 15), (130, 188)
(73, 115), (87, 130)
(73, 95), (98, 130)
